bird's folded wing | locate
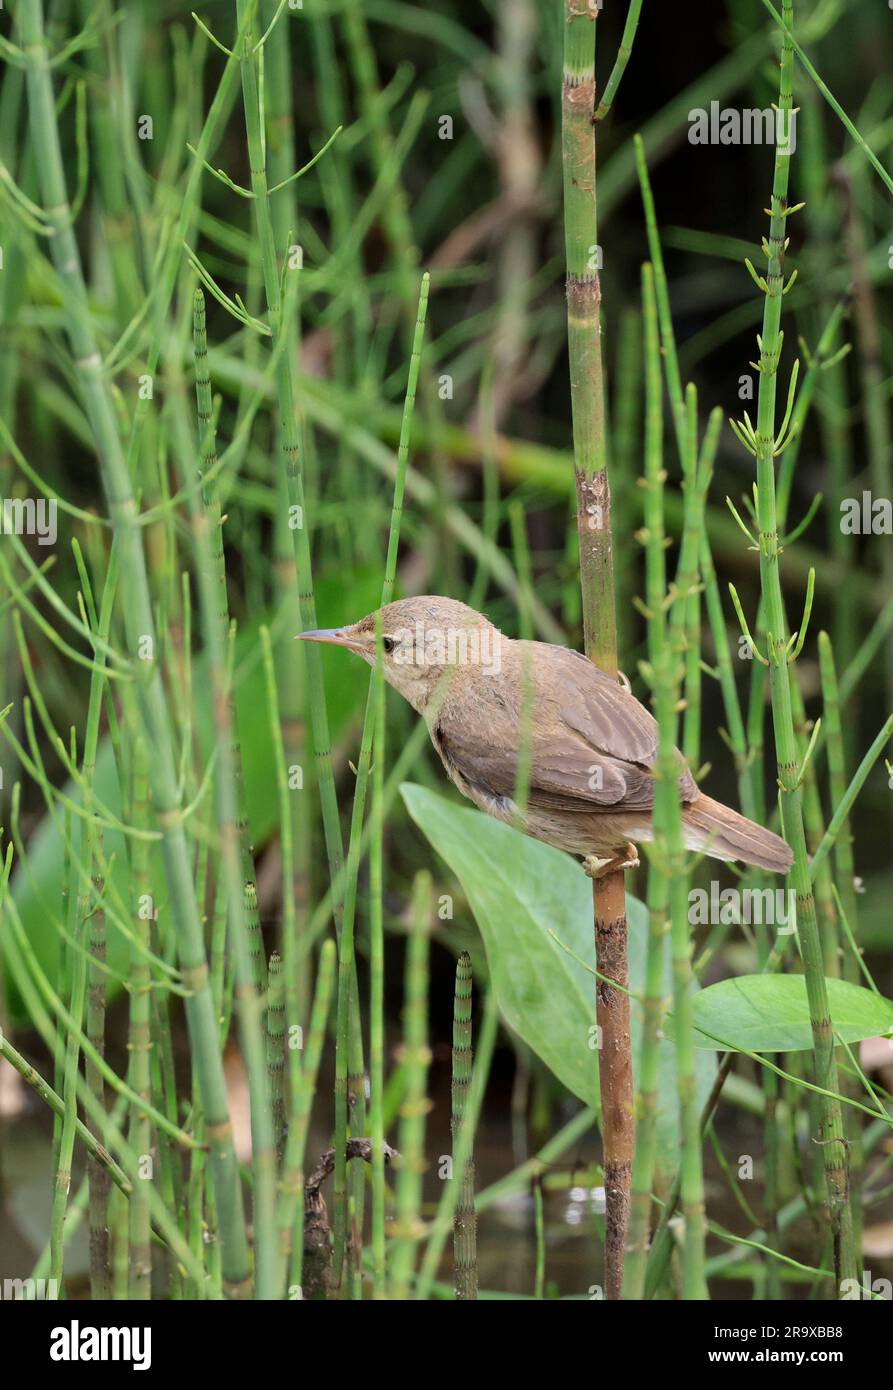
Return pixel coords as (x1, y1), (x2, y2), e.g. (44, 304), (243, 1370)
(436, 643), (696, 813)
(437, 719), (651, 810)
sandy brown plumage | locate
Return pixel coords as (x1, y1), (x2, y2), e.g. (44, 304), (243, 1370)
(298, 596), (793, 875)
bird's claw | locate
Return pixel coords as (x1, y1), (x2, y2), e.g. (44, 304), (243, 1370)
(582, 843), (640, 880)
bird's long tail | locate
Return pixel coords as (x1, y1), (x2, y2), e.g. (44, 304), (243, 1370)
(682, 794), (793, 874)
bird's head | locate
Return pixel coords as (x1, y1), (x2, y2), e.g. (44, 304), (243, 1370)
(296, 595), (503, 714)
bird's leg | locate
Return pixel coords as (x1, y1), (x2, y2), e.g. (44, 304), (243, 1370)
(582, 842), (640, 880)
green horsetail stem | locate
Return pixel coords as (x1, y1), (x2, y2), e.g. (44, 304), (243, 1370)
(611, 309), (643, 665)
(636, 131), (788, 1299)
(623, 264), (669, 1302)
(0, 1034), (131, 1197)
(260, 622), (300, 1106)
(266, 952), (287, 1164)
(390, 871), (433, 1300)
(83, 728), (110, 1295)
(232, 0), (370, 1292)
(639, 362), (708, 1304)
(193, 287), (267, 1000)
(275, 938), (337, 1298)
(817, 635), (860, 945)
(20, 0), (251, 1293)
(127, 737), (153, 1299)
(232, 0), (347, 909)
(801, 106), (857, 686)
(261, 0), (311, 1054)
(189, 288), (278, 1297)
(742, 0), (858, 1288)
(533, 1180), (546, 1300)
(369, 615), (388, 1300)
(415, 991), (499, 1301)
(51, 819), (88, 1297)
(451, 951), (477, 1301)
(1, 887), (209, 1287)
(330, 274), (429, 1288)
(47, 549), (117, 1296)
(819, 631), (867, 1254)
(4, 880), (200, 1151)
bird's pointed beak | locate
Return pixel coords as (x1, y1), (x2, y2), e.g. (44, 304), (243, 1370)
(295, 626), (366, 654)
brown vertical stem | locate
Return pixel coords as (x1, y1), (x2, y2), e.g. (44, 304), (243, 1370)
(576, 470), (633, 1299)
(563, 0), (634, 1297)
(593, 868), (634, 1299)
(578, 472), (634, 1295)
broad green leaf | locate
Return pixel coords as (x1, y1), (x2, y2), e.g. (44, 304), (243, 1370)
(692, 974), (893, 1053)
(401, 781), (715, 1169)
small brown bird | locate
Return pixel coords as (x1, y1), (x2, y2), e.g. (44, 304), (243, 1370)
(297, 596), (792, 877)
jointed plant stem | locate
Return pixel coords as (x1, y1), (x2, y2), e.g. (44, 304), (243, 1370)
(415, 990), (499, 1301)
(231, 0), (376, 1291)
(0, 1033), (131, 1196)
(275, 940), (336, 1298)
(188, 288), (278, 1297)
(328, 273), (428, 1288)
(451, 951), (477, 1300)
(560, 0), (634, 1300)
(369, 616), (388, 1300)
(127, 736), (153, 1298)
(623, 263), (668, 1301)
(744, 0), (857, 1288)
(390, 872), (432, 1300)
(21, 0), (252, 1293)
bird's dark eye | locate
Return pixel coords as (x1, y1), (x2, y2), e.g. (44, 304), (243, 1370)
(382, 636), (396, 654)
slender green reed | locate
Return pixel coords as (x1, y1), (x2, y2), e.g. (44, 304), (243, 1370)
(267, 951), (287, 1163)
(259, 623), (300, 1103)
(189, 286), (277, 1296)
(451, 950), (477, 1300)
(758, 0), (893, 198)
(20, 0), (251, 1291)
(369, 614), (388, 1300)
(49, 766), (87, 1296)
(261, 0), (311, 1047)
(1, 889), (209, 1287)
(611, 309), (642, 665)
(194, 285), (267, 999)
(623, 263), (669, 1301)
(390, 870), (433, 1300)
(533, 1179), (545, 1299)
(415, 991), (499, 1301)
(276, 938), (336, 1297)
(85, 914), (110, 1296)
(329, 273), (429, 1286)
(341, 0), (419, 304)
(733, 0), (857, 1287)
(800, 103), (856, 685)
(232, 0), (346, 923)
(43, 545), (116, 1295)
(231, 0), (370, 1290)
(818, 631), (866, 1255)
(817, 635), (859, 944)
(127, 736), (153, 1299)
(0, 1032), (130, 1196)
(640, 492), (708, 1302)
